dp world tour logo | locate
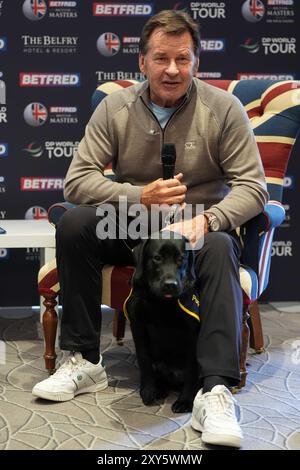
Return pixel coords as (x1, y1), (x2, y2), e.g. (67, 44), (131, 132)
(24, 102), (48, 126)
(241, 38), (260, 53)
(23, 0), (47, 21)
(241, 0), (265, 23)
(97, 33), (120, 57)
(23, 141), (43, 157)
(173, 2), (189, 13)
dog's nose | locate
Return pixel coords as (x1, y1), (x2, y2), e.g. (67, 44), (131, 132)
(163, 279), (179, 295)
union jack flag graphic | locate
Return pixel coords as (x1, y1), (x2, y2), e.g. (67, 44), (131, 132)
(249, 0), (265, 20)
(31, 102), (47, 125)
(103, 33), (120, 55)
(29, 0), (47, 19)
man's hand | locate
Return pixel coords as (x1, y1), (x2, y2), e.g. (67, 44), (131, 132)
(141, 173), (187, 207)
(162, 213), (209, 249)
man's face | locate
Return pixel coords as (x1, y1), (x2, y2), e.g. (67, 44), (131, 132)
(139, 28), (199, 108)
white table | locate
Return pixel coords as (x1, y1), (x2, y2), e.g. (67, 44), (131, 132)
(0, 219), (55, 265)
(0, 220), (56, 314)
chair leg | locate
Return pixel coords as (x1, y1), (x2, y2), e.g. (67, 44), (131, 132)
(249, 301), (264, 353)
(42, 292), (58, 375)
(112, 309), (126, 346)
(237, 306), (250, 390)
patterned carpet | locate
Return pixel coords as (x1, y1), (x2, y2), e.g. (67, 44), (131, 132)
(0, 303), (300, 450)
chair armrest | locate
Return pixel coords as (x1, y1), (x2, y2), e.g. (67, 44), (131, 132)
(240, 201), (285, 297)
(263, 200), (286, 229)
(48, 202), (75, 226)
(240, 201), (285, 274)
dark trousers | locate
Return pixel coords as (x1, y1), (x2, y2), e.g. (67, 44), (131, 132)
(56, 205), (243, 385)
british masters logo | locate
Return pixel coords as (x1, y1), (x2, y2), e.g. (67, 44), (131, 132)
(96, 33), (120, 57)
(241, 0), (265, 22)
(23, 103), (78, 126)
(24, 102), (48, 126)
(23, 0), (47, 21)
(25, 206), (48, 219)
(0, 72), (7, 124)
(23, 0), (78, 20)
(96, 33), (139, 56)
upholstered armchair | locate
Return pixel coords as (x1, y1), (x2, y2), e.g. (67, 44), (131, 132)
(38, 79), (300, 388)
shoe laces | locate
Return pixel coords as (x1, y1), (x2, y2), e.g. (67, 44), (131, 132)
(53, 353), (86, 378)
(203, 390), (236, 418)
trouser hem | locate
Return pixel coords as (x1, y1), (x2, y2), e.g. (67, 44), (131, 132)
(60, 342), (100, 352)
(199, 368), (241, 385)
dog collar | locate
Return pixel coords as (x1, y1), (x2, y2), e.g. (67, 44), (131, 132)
(123, 289), (200, 322)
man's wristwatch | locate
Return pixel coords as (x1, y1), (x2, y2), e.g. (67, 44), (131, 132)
(203, 212), (221, 232)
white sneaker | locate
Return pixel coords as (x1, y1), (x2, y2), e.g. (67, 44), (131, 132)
(191, 385), (243, 448)
(32, 352), (108, 402)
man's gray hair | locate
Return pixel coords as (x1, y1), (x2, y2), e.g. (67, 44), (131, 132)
(139, 10), (201, 57)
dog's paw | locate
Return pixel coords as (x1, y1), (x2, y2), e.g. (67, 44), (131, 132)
(140, 385), (157, 405)
(140, 383), (169, 405)
(171, 399), (193, 413)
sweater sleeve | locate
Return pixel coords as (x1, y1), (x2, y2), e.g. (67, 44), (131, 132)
(63, 98), (143, 205)
(208, 96), (269, 231)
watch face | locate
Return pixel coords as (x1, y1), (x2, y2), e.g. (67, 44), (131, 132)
(210, 217), (220, 232)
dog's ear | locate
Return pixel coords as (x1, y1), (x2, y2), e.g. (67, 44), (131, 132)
(131, 240), (148, 291)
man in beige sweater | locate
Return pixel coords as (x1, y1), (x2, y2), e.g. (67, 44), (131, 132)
(32, 10), (268, 448)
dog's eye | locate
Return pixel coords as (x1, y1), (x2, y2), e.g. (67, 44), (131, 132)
(153, 254), (162, 263)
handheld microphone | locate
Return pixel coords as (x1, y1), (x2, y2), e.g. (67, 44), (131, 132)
(161, 143), (176, 180)
(161, 143), (180, 225)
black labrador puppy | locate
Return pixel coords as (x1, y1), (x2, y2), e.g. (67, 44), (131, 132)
(124, 232), (200, 413)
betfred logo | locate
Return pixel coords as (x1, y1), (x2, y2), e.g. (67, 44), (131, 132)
(20, 73), (81, 87)
(0, 143), (8, 157)
(93, 3), (153, 16)
(200, 39), (225, 52)
(21, 177), (65, 190)
(237, 72), (297, 79)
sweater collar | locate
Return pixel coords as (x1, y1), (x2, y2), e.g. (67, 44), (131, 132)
(139, 78), (196, 108)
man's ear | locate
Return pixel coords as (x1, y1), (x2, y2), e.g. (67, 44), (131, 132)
(131, 240), (148, 290)
(139, 53), (146, 76)
(193, 57), (200, 75)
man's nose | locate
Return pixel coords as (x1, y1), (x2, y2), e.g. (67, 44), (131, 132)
(166, 60), (179, 75)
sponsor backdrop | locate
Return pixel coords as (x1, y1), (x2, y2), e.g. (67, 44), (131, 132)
(0, 0), (299, 305)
